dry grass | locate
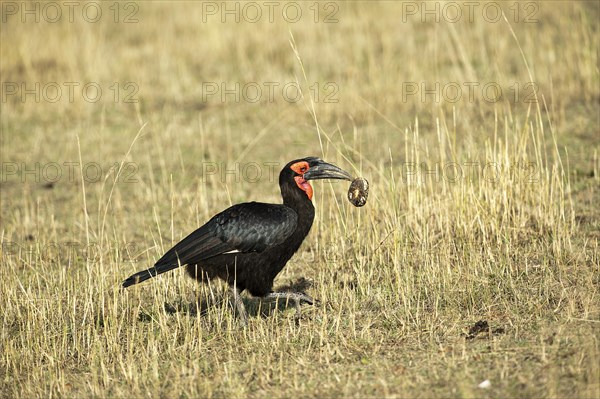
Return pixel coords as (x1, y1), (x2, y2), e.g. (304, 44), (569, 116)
(1, 1), (599, 398)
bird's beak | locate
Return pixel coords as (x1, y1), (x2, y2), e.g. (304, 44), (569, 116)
(303, 161), (353, 181)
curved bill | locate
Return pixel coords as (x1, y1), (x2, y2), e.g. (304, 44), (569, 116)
(304, 160), (353, 181)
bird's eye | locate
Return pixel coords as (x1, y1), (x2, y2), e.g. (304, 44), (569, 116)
(291, 162), (309, 175)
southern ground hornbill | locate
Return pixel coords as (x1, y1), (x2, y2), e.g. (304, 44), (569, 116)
(123, 157), (353, 323)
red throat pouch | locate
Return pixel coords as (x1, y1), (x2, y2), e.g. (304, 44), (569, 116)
(294, 176), (313, 200)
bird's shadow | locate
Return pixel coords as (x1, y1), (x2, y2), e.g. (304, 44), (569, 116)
(162, 277), (315, 319)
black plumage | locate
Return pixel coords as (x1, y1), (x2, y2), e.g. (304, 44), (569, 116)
(122, 157), (353, 322)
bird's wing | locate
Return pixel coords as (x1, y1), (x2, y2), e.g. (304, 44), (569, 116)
(161, 202), (298, 263)
(122, 203), (297, 287)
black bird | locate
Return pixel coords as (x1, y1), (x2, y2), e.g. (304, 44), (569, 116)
(123, 157), (353, 323)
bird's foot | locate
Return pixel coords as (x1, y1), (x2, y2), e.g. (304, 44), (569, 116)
(229, 287), (248, 327)
(264, 291), (316, 318)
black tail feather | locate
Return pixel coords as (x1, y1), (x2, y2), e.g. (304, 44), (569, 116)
(122, 263), (180, 288)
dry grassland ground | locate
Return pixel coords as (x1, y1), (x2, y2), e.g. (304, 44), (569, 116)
(1, 1), (599, 398)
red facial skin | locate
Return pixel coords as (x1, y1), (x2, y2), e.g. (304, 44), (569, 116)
(290, 161), (313, 200)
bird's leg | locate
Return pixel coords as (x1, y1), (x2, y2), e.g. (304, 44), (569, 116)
(230, 287), (248, 326)
(265, 292), (314, 318)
